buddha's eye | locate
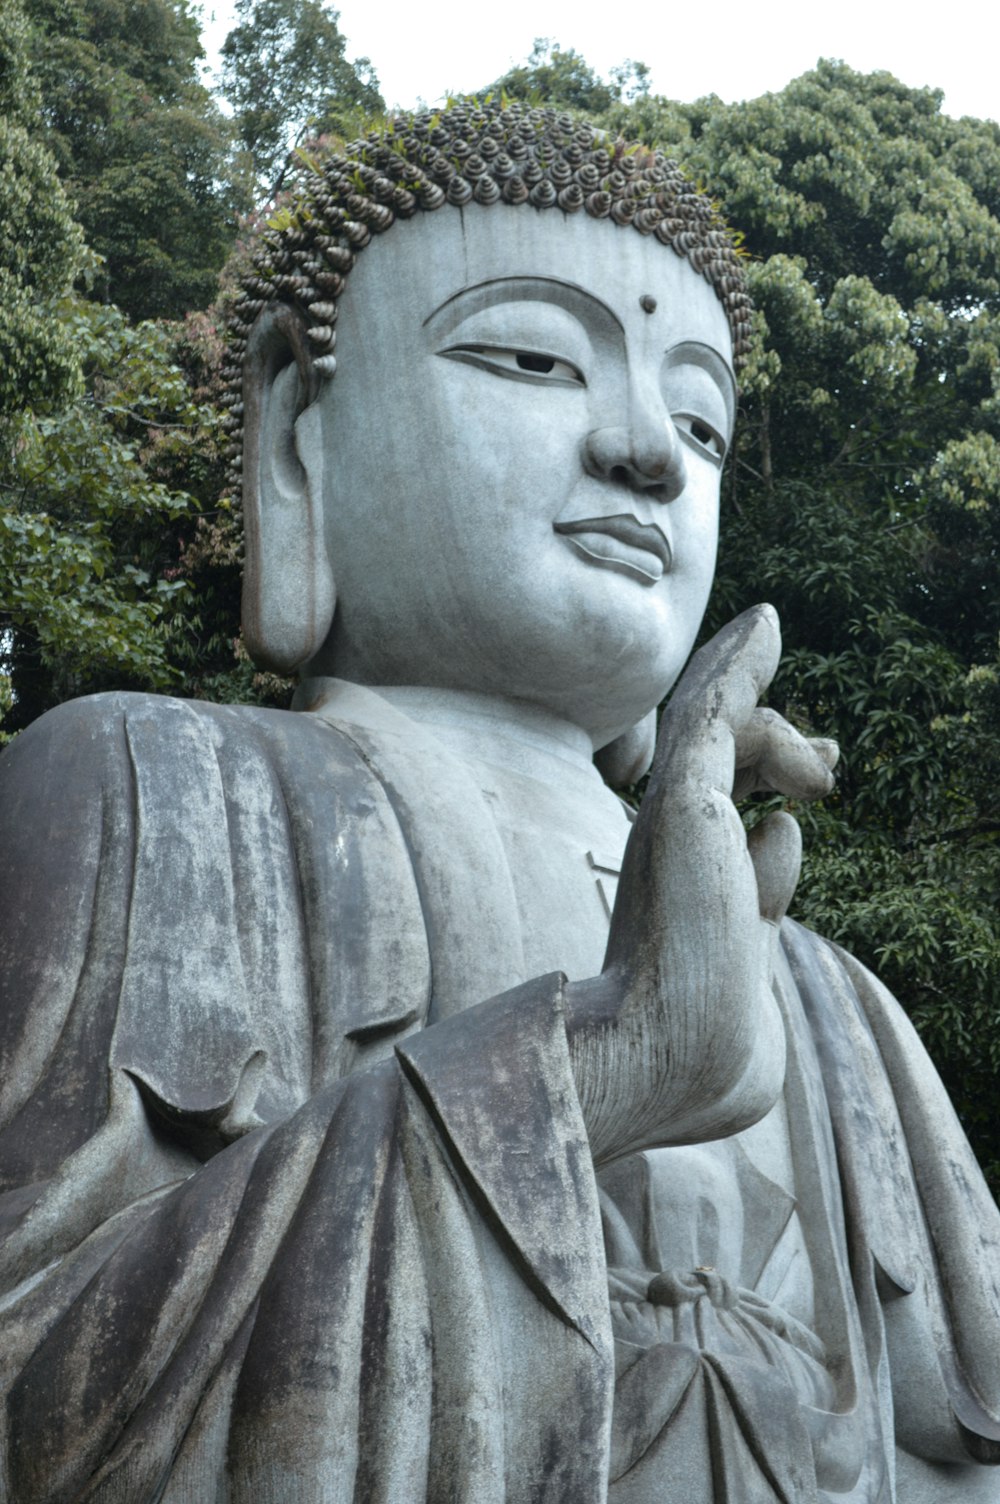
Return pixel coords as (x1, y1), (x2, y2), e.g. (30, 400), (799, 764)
(516, 352), (554, 373)
(674, 412), (727, 463)
(439, 344), (585, 388)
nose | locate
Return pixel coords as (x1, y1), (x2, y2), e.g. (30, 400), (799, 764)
(584, 384), (686, 500)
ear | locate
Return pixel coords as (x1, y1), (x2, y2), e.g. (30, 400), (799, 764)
(241, 306), (336, 673)
(594, 709), (657, 789)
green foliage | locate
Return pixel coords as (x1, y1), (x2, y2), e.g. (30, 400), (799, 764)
(487, 38), (650, 114)
(0, 294), (219, 732)
(26, 0), (242, 320)
(0, 0), (84, 415)
(220, 0), (383, 197)
(0, 0), (277, 729)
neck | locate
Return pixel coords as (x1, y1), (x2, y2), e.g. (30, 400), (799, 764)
(298, 677), (600, 787)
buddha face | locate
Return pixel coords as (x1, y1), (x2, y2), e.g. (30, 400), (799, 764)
(307, 206), (735, 746)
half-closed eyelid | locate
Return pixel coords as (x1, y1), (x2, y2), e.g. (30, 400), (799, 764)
(438, 343), (586, 387)
(663, 343), (737, 431)
(662, 359), (734, 449)
(673, 411), (727, 462)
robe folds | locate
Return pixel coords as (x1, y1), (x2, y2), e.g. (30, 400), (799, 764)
(1, 688), (999, 1501)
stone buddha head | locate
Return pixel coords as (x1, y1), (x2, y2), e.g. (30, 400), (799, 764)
(232, 103), (751, 777)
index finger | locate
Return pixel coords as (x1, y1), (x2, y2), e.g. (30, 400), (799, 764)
(650, 604), (782, 798)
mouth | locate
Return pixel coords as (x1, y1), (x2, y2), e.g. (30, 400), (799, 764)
(553, 514), (672, 585)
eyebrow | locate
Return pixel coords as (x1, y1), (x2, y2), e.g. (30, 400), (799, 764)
(668, 341), (738, 423)
(425, 277), (737, 419)
(424, 275), (625, 333)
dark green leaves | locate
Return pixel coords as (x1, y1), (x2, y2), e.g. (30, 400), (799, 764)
(220, 0), (383, 198)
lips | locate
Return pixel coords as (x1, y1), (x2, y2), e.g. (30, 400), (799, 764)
(553, 514), (672, 584)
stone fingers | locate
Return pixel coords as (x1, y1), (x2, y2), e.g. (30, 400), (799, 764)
(748, 810), (803, 927)
(650, 604), (783, 801)
(607, 605), (784, 968)
(732, 709), (838, 802)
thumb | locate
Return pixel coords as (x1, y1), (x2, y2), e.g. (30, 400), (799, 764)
(747, 810), (802, 927)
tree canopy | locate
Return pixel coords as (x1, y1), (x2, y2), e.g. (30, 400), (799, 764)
(0, 0), (229, 734)
(220, 0), (383, 197)
(488, 38), (650, 114)
(0, 298), (217, 729)
(26, 0), (241, 320)
(0, 0), (84, 416)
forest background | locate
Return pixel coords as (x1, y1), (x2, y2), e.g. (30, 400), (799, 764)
(3, 0), (1000, 1185)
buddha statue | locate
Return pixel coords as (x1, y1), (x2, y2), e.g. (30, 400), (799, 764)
(1, 102), (999, 1503)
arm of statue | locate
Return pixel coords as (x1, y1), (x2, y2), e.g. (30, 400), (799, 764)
(0, 694), (618, 1500)
(565, 604), (837, 1164)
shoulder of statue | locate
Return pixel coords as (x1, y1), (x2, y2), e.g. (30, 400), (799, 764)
(3, 689), (386, 801)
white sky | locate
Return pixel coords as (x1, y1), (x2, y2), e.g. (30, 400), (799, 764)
(196, 0), (998, 124)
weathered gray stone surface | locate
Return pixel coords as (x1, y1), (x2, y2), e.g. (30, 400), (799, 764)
(2, 110), (999, 1502)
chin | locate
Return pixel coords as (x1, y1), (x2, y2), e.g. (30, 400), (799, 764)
(465, 595), (693, 738)
(508, 644), (683, 747)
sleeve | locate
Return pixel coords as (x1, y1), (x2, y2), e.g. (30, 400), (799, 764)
(783, 919), (1000, 1467)
(0, 696), (613, 1503)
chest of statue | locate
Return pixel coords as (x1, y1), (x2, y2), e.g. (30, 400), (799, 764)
(446, 740), (810, 1300)
(391, 723), (866, 1501)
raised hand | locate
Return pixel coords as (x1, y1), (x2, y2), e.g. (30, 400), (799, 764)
(565, 605), (836, 1164)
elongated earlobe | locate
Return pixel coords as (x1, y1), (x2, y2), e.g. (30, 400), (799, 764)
(241, 307), (336, 673)
(594, 709), (657, 788)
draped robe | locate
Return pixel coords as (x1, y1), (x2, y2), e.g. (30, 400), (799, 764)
(2, 687), (999, 1501)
